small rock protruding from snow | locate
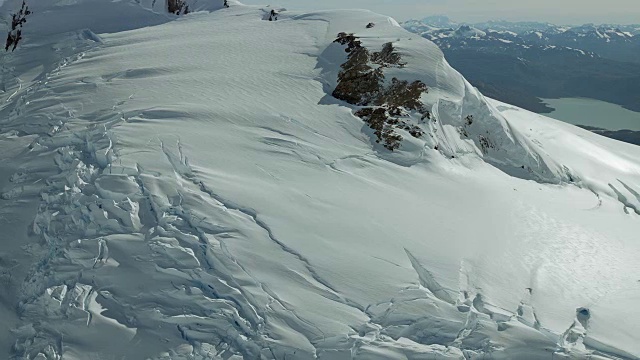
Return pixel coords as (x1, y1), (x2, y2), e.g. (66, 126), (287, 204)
(268, 9), (278, 21)
(167, 0), (189, 15)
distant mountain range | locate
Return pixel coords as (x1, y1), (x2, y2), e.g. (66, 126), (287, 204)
(403, 16), (640, 64)
(402, 16), (640, 114)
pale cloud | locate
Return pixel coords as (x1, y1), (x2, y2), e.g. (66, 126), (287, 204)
(241, 0), (640, 24)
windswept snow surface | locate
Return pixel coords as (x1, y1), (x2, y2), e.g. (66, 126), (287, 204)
(1, 1), (639, 359)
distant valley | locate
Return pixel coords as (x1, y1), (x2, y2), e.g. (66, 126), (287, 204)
(402, 16), (640, 114)
(402, 16), (640, 145)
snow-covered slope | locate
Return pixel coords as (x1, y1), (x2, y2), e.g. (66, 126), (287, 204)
(1, 1), (639, 359)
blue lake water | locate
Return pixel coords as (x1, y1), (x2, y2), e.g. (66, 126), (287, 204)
(542, 98), (640, 131)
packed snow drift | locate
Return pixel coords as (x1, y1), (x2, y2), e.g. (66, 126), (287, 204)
(0, 0), (639, 359)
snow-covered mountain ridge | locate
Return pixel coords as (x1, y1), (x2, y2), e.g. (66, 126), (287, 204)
(0, 1), (639, 359)
(402, 17), (640, 63)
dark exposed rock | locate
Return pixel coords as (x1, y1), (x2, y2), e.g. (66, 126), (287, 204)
(6, 1), (30, 52)
(375, 78), (427, 110)
(356, 108), (402, 150)
(371, 42), (406, 68)
(479, 135), (495, 154)
(334, 32), (363, 53)
(332, 33), (430, 151)
(168, 0), (189, 15)
(268, 9), (278, 21)
(465, 115), (474, 126)
(333, 47), (384, 105)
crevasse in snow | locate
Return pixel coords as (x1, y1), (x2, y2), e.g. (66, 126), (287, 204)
(0, 1), (639, 359)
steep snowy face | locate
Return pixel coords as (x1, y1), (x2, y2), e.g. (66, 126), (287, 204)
(309, 11), (565, 182)
(1, 3), (640, 360)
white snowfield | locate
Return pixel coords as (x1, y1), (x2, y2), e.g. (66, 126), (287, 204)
(0, 0), (639, 359)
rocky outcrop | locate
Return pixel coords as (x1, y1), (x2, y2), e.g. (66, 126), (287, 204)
(168, 0), (189, 14)
(332, 33), (430, 150)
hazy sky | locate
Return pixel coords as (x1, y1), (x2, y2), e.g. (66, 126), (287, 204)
(241, 0), (640, 24)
